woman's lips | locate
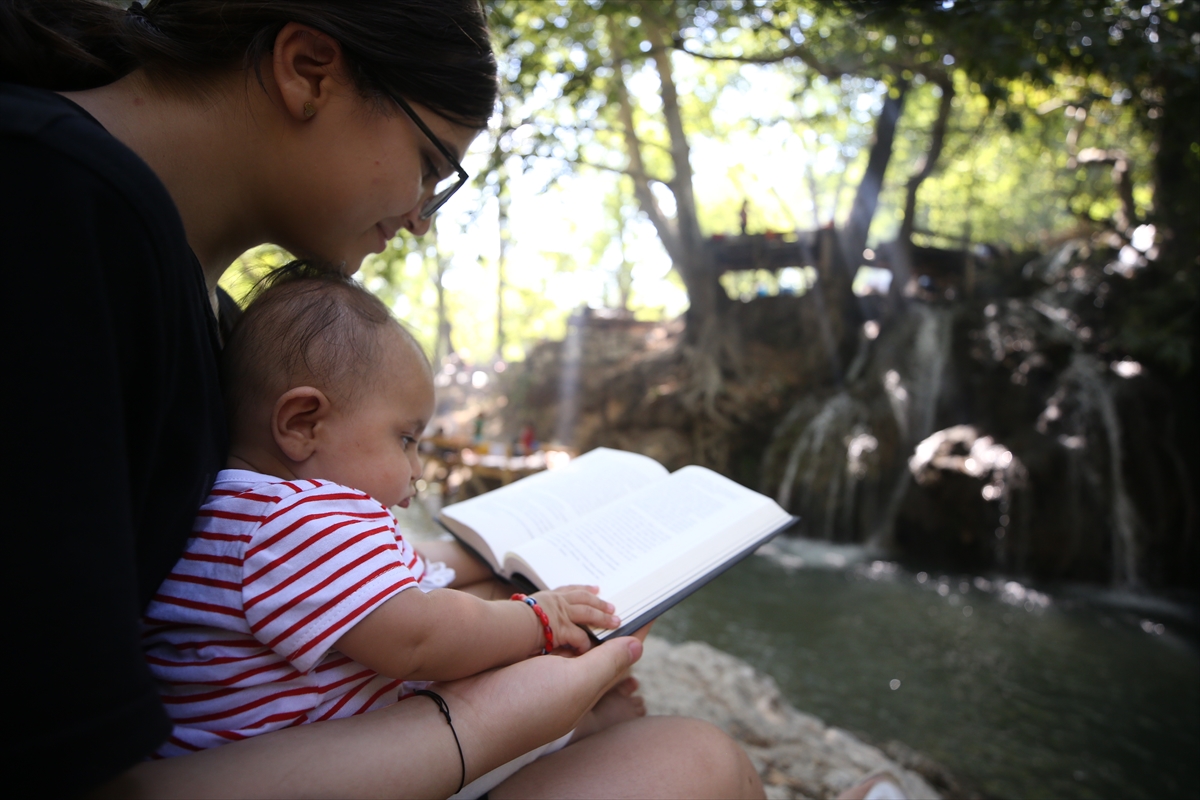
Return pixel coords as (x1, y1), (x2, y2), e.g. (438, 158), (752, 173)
(374, 222), (399, 251)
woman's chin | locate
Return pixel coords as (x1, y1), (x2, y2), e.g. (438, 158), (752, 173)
(324, 246), (368, 275)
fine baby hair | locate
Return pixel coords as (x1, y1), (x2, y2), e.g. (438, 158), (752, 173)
(221, 261), (430, 433)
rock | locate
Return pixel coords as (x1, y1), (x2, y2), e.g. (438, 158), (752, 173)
(880, 740), (983, 800)
(632, 637), (941, 800)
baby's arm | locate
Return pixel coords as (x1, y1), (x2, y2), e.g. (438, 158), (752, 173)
(335, 584), (618, 682)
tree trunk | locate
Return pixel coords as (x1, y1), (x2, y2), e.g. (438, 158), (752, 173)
(496, 163), (509, 359)
(610, 43), (683, 265)
(611, 21), (726, 344)
(1153, 72), (1199, 279)
(889, 77), (952, 312)
(840, 78), (910, 276)
(426, 227), (453, 365)
(615, 203), (633, 312)
(647, 18), (702, 256)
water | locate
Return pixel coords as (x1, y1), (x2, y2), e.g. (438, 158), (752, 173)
(654, 538), (1200, 799)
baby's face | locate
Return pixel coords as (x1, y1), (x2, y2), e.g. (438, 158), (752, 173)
(307, 330), (435, 509)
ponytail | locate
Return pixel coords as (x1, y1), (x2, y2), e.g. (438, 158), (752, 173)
(0, 0), (497, 128)
(1, 1), (137, 91)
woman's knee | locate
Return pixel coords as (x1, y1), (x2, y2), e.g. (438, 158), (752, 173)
(491, 715), (764, 800)
(663, 717), (764, 799)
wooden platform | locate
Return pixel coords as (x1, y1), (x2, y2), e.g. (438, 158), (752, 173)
(705, 231), (826, 273)
(420, 436), (575, 502)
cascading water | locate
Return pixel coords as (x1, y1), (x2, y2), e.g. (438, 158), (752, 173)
(1042, 353), (1143, 587)
(553, 312), (584, 446)
(775, 392), (868, 541)
(870, 304), (954, 549)
(765, 303), (954, 545)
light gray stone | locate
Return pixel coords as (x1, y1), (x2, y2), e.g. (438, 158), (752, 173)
(632, 637), (941, 800)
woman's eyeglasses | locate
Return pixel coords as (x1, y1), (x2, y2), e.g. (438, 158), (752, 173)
(390, 93), (470, 220)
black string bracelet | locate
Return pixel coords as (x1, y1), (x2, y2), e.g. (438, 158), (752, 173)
(414, 689), (466, 794)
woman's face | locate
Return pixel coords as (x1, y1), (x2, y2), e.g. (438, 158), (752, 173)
(264, 86), (480, 272)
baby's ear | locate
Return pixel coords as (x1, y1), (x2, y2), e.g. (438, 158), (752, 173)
(272, 386), (331, 463)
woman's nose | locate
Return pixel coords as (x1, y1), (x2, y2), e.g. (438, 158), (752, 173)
(400, 209), (433, 236)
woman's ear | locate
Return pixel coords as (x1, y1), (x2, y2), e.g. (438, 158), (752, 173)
(272, 386), (331, 463)
(271, 22), (345, 122)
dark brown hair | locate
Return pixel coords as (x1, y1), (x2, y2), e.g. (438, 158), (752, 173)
(222, 262), (430, 433)
(0, 0), (497, 127)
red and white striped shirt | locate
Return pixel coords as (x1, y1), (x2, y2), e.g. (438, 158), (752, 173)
(142, 469), (446, 757)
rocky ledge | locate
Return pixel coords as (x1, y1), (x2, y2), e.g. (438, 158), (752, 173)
(633, 637), (965, 800)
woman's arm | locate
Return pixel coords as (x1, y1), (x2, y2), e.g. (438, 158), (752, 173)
(414, 539), (495, 587)
(93, 638), (645, 800)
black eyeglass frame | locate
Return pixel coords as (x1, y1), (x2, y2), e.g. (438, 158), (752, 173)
(390, 93), (470, 220)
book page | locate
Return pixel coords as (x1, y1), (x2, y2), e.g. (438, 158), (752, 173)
(507, 466), (780, 596)
(439, 448), (668, 570)
(596, 501), (789, 632)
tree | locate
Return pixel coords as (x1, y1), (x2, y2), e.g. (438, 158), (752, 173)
(854, 0), (1198, 370)
(489, 3), (720, 338)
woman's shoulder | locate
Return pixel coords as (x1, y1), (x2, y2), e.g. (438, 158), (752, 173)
(0, 82), (183, 242)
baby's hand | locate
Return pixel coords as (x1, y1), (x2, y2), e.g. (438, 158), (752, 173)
(530, 585), (619, 653)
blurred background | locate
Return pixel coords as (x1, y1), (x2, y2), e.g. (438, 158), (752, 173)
(223, 2), (1198, 797)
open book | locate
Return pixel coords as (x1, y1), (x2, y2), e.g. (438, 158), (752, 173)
(439, 448), (797, 641)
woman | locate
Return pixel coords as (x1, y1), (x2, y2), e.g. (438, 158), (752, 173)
(1, 1), (764, 797)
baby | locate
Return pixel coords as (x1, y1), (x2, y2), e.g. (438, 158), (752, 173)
(142, 264), (621, 756)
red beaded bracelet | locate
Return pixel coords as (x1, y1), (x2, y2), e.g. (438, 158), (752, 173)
(511, 593), (554, 655)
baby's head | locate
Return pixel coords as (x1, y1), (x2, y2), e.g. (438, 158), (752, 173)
(223, 263), (433, 508)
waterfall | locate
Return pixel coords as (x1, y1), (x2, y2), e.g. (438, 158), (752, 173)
(1061, 354), (1142, 587)
(907, 305), (953, 443)
(769, 303), (954, 546)
(771, 393), (884, 543)
(797, 232), (844, 385)
(869, 305), (954, 549)
(554, 312), (584, 446)
(777, 393), (853, 509)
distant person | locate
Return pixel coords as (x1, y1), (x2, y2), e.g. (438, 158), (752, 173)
(520, 423), (537, 456)
(740, 198), (750, 235)
(145, 267), (637, 791)
(474, 411), (487, 442)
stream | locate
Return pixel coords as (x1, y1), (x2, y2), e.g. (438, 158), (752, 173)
(655, 537), (1200, 799)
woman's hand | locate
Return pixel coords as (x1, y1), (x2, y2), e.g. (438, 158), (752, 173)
(435, 635), (646, 776)
(530, 585), (619, 653)
(413, 538), (496, 587)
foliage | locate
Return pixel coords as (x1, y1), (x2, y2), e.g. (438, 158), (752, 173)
(475, 0), (1194, 368)
(218, 244), (292, 304)
(226, 1), (1192, 373)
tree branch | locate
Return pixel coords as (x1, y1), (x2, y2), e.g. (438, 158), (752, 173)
(671, 41), (855, 80)
(901, 76), (955, 242)
(1076, 148), (1140, 232)
(565, 155), (668, 186)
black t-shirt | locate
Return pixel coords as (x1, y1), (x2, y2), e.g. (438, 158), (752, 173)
(2, 83), (227, 793)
